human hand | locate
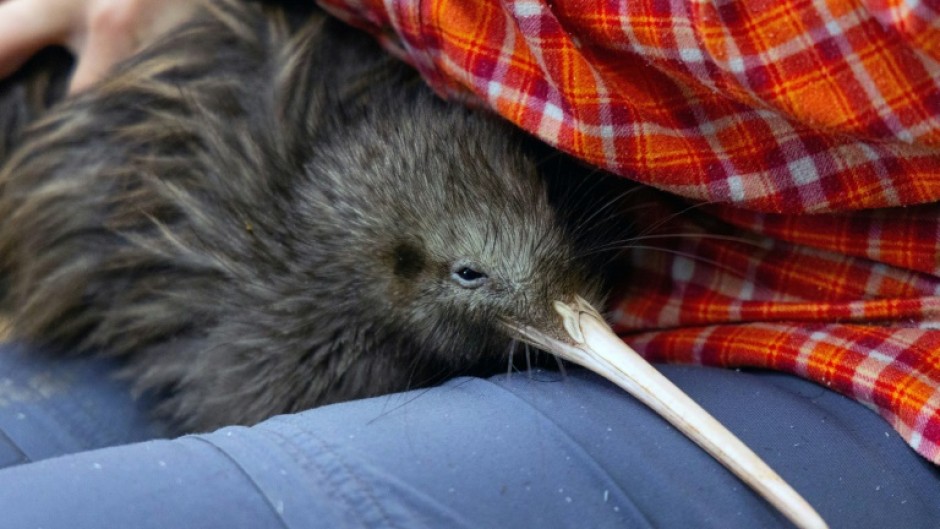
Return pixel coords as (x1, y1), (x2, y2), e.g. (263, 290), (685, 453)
(0, 0), (199, 93)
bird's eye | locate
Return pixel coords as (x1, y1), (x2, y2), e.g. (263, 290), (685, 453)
(451, 264), (488, 288)
(457, 267), (485, 281)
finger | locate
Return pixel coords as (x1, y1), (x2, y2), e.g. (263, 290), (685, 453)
(68, 0), (203, 93)
(68, 3), (140, 94)
(68, 31), (138, 93)
(0, 0), (73, 78)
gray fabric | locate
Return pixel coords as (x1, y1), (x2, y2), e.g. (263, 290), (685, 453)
(0, 343), (166, 463)
(0, 342), (937, 528)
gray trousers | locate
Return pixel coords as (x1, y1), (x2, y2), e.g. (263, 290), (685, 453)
(0, 342), (937, 528)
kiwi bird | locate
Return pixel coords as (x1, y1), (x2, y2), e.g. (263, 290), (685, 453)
(0, 0), (610, 432)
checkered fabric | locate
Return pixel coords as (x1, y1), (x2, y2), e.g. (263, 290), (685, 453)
(318, 0), (940, 463)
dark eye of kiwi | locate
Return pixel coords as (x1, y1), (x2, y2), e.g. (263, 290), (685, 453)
(451, 265), (488, 288)
(457, 267), (484, 281)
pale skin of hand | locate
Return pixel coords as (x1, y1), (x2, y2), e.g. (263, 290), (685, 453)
(0, 0), (199, 93)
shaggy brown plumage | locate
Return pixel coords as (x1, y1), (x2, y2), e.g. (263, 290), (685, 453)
(0, 1), (619, 432)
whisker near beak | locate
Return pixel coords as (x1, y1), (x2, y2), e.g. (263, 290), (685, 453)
(505, 296), (828, 529)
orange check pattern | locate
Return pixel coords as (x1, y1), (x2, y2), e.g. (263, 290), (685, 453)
(319, 0), (940, 463)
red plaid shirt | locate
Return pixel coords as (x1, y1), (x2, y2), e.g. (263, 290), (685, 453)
(319, 0), (940, 463)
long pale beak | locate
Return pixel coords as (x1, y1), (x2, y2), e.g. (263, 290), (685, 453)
(508, 296), (828, 529)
